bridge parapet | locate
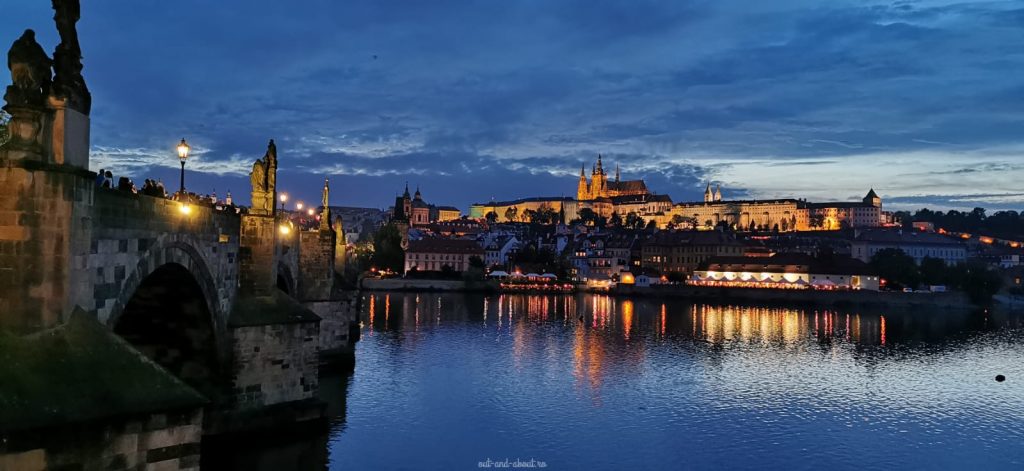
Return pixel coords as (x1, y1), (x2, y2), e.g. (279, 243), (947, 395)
(90, 189), (241, 331)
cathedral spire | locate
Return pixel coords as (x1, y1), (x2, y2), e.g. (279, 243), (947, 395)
(403, 181), (410, 199)
(596, 154), (604, 174)
(580, 163), (586, 179)
(714, 184), (722, 202)
(615, 164), (620, 182)
(704, 182), (713, 203)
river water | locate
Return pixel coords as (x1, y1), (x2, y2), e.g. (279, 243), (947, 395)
(223, 293), (1024, 469)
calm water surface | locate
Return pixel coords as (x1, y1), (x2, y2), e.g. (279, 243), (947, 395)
(225, 293), (1024, 469)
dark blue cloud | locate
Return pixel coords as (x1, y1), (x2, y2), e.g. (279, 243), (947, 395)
(3, 1), (1024, 211)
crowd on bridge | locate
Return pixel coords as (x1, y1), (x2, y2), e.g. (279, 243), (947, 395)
(95, 167), (241, 213)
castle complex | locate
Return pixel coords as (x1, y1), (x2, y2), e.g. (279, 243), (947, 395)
(470, 155), (885, 231)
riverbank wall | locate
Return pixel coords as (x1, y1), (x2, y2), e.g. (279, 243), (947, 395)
(360, 278), (497, 292)
(613, 285), (976, 310)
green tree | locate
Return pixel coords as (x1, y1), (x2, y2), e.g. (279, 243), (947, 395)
(870, 248), (920, 289)
(809, 213), (824, 229)
(372, 224), (405, 273)
(532, 204), (557, 225)
(463, 255), (486, 282)
(960, 261), (1003, 305)
(609, 212), (623, 227)
(669, 214), (688, 230)
(919, 257), (947, 286)
(504, 206), (518, 222)
(625, 212), (642, 230)
(485, 211), (498, 224)
(578, 208), (597, 225)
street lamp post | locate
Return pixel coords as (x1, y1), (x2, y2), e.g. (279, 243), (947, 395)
(279, 193), (288, 212)
(176, 138), (190, 198)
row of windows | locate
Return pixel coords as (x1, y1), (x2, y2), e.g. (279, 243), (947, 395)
(408, 262), (466, 271)
(409, 253), (469, 261)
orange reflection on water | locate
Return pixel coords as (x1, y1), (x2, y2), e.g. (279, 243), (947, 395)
(661, 304), (667, 339)
(572, 323), (606, 404)
(880, 315), (887, 346)
(696, 305), (814, 345)
(622, 300), (634, 340)
(368, 295), (376, 334)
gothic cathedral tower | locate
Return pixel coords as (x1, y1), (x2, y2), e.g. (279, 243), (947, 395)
(577, 164), (589, 201)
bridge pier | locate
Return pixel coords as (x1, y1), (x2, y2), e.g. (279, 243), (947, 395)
(0, 100), (94, 333)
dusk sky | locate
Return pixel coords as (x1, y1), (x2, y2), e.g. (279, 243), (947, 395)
(3, 1), (1024, 212)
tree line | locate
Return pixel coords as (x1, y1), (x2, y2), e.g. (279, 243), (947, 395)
(869, 248), (1003, 304)
(895, 207), (1024, 239)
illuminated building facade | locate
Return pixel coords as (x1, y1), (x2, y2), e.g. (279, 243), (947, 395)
(469, 197), (573, 223)
(404, 239), (485, 273)
(665, 187), (883, 231)
(692, 253), (880, 290)
(850, 228), (966, 265)
(640, 231), (745, 275)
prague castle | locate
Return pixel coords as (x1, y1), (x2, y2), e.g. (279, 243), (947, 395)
(470, 155), (885, 231)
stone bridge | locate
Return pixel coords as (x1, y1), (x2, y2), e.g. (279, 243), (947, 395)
(1, 4), (361, 467)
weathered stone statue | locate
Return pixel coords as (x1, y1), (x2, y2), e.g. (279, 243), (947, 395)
(320, 178), (331, 230)
(2, 30), (52, 154)
(51, 0), (91, 114)
(265, 139), (278, 191)
(248, 139), (278, 215)
(4, 30), (51, 108)
(250, 158), (267, 193)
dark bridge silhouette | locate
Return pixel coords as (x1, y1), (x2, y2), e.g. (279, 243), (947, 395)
(0, 3), (357, 466)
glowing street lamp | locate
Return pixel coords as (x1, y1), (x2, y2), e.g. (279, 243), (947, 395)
(176, 138), (190, 197)
(307, 208), (315, 216)
(296, 202), (304, 211)
(279, 193), (288, 211)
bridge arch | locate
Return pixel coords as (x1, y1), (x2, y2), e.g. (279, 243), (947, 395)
(107, 239), (225, 398)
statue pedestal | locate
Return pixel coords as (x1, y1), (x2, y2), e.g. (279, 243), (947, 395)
(47, 95), (89, 168)
(249, 190), (275, 216)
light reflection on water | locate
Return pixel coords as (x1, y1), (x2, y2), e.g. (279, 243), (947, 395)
(329, 293), (1024, 470)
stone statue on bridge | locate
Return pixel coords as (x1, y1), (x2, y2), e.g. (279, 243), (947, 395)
(4, 30), (52, 109)
(249, 139), (279, 215)
(320, 178), (331, 230)
(51, 0), (91, 114)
